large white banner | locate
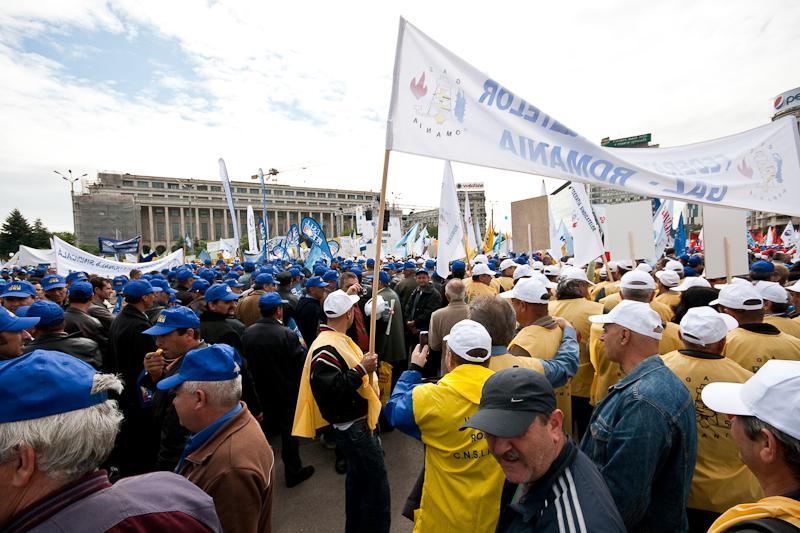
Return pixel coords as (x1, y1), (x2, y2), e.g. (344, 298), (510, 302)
(246, 205), (258, 253)
(53, 236), (184, 277)
(387, 18), (800, 216)
(436, 161), (466, 277)
(6, 245), (55, 266)
(218, 158), (241, 250)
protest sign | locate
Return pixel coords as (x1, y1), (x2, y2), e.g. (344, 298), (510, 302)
(386, 18), (800, 216)
(53, 236), (184, 277)
(603, 201), (655, 261)
(511, 196), (550, 252)
(702, 206), (749, 280)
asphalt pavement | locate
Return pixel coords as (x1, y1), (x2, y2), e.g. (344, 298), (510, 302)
(271, 428), (423, 533)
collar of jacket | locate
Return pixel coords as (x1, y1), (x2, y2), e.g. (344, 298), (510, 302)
(610, 354), (664, 392)
(255, 317), (282, 326)
(122, 304), (149, 320)
(200, 311), (228, 322)
(438, 363), (494, 405)
(447, 299), (468, 308)
(512, 439), (578, 524)
(738, 322), (781, 335)
(184, 402), (250, 466)
(677, 349), (724, 360)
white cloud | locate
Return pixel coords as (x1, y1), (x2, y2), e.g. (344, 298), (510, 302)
(0, 0), (798, 234)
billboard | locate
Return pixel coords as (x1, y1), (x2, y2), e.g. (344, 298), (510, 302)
(774, 87), (800, 117)
(456, 182), (485, 191)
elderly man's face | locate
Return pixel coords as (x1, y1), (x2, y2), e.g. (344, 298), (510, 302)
(600, 323), (626, 363)
(45, 288), (66, 305)
(208, 299), (236, 317)
(155, 329), (198, 359)
(486, 412), (563, 485)
(729, 415), (765, 472)
(2, 296), (34, 313)
(416, 273), (429, 288)
(173, 383), (202, 433)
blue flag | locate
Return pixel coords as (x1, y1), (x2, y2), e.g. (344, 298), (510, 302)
(674, 214), (686, 256)
(747, 230), (755, 248)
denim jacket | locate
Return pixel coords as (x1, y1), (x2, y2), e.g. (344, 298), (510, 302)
(580, 355), (697, 533)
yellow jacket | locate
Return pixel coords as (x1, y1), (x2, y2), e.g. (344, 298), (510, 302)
(465, 281), (498, 303)
(724, 324), (800, 373)
(411, 364), (504, 532)
(655, 290), (681, 309)
(709, 496), (800, 532)
(764, 315), (800, 339)
(292, 328), (381, 438)
(601, 292), (674, 323)
(548, 297), (604, 398)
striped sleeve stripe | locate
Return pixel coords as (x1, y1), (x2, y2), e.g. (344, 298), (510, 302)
(312, 350), (342, 368)
(552, 468), (588, 533)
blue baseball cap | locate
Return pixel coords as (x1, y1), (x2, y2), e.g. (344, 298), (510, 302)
(378, 271), (390, 284)
(66, 272), (87, 284)
(259, 292), (289, 310)
(323, 270), (338, 282)
(0, 305), (39, 332)
(452, 260), (466, 271)
(2, 280), (37, 298)
(26, 300), (64, 327)
(42, 274), (67, 290)
(403, 260), (416, 270)
(112, 276), (128, 290)
(225, 278), (244, 289)
(0, 350), (109, 423)
(68, 281), (93, 299)
(205, 283), (240, 302)
(122, 280), (155, 298)
(313, 266), (328, 277)
(514, 256), (527, 265)
(176, 269), (194, 281)
(425, 259), (436, 269)
(156, 344), (241, 390)
(305, 276), (327, 288)
(688, 255), (704, 267)
(225, 272), (240, 280)
(142, 306), (200, 335)
(150, 279), (172, 293)
(750, 260), (775, 274)
(191, 279), (210, 293)
(366, 258), (375, 268)
(289, 268), (301, 277)
(255, 273), (275, 286)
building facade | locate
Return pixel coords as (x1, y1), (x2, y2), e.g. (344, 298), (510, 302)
(74, 172), (381, 249)
(401, 182), (487, 233)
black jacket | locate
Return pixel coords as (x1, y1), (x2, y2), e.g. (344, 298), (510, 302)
(23, 331), (103, 369)
(64, 306), (109, 357)
(294, 295), (325, 346)
(107, 305), (156, 405)
(405, 283), (443, 330)
(199, 311), (262, 416)
(88, 301), (115, 330)
(309, 325), (369, 424)
(242, 317), (305, 433)
(496, 440), (626, 533)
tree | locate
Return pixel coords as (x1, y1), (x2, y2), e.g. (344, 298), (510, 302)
(30, 219), (51, 249)
(52, 232), (76, 245)
(0, 209), (33, 256)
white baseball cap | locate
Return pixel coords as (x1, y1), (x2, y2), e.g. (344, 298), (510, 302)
(755, 281), (789, 304)
(665, 260), (684, 273)
(472, 263), (496, 277)
(472, 254), (488, 265)
(499, 259), (517, 271)
(566, 258), (575, 266)
(560, 267), (595, 286)
(512, 264), (534, 281)
(532, 260), (544, 271)
(679, 306), (738, 346)
(787, 282), (800, 294)
(673, 277), (712, 292)
(709, 283), (764, 311)
(607, 261), (619, 272)
(702, 360), (800, 440)
(501, 277), (551, 304)
(589, 300), (664, 340)
(655, 270), (680, 288)
(323, 289), (360, 318)
(443, 319), (492, 362)
(619, 270), (656, 290)
(364, 295), (386, 317)
(530, 271), (557, 289)
(636, 263), (653, 273)
(617, 259), (636, 270)
(543, 264), (561, 277)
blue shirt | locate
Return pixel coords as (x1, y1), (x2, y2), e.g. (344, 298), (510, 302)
(175, 402), (242, 473)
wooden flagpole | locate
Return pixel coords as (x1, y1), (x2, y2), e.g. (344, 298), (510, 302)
(368, 150), (391, 384)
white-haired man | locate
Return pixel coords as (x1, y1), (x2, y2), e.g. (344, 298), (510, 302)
(158, 343), (274, 533)
(0, 350), (220, 531)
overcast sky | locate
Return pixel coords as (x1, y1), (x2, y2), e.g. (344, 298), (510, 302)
(1, 0), (797, 233)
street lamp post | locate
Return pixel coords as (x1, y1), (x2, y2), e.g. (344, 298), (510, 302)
(181, 182), (197, 254)
(252, 168), (278, 262)
(54, 170), (87, 241)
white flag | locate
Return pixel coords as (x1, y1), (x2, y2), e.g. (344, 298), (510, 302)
(781, 222), (796, 244)
(765, 225), (774, 246)
(436, 161), (466, 277)
(547, 195), (559, 259)
(386, 18), (800, 216)
(413, 226), (428, 256)
(246, 205), (258, 253)
(566, 183), (605, 267)
(218, 158), (240, 251)
(653, 199), (674, 258)
(464, 191), (478, 251)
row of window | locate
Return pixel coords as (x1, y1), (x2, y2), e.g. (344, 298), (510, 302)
(122, 180), (368, 200)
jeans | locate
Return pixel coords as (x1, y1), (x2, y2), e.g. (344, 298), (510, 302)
(334, 420), (391, 533)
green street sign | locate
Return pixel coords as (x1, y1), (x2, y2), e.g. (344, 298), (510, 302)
(603, 133), (652, 148)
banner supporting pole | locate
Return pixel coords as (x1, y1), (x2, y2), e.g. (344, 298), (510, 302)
(724, 237), (731, 283)
(527, 224), (532, 257)
(368, 150), (391, 383)
(628, 232), (636, 265)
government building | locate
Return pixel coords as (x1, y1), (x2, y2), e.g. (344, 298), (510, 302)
(73, 172), (389, 250)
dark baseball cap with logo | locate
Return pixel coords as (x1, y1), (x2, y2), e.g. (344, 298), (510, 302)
(461, 367), (556, 438)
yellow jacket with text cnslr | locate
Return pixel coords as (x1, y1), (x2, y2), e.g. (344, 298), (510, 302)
(384, 363), (503, 532)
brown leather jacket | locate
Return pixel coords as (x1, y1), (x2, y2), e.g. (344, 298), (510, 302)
(235, 289), (267, 327)
(178, 403), (274, 533)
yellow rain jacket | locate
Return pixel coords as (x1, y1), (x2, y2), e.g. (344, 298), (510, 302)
(709, 496), (800, 532)
(386, 363), (504, 532)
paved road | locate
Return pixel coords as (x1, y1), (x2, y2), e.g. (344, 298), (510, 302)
(271, 429), (423, 533)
